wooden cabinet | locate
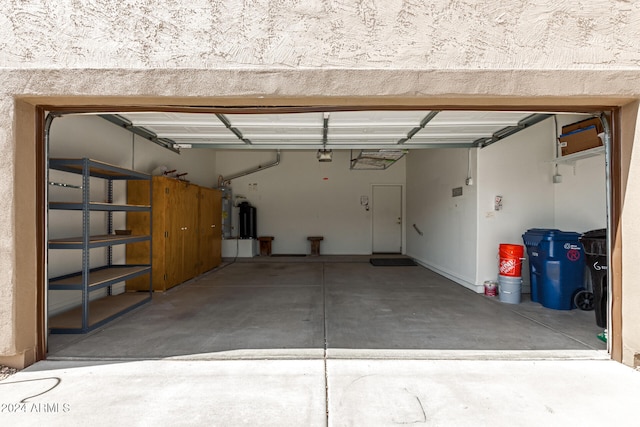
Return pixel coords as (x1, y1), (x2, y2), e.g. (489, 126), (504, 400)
(127, 176), (221, 292)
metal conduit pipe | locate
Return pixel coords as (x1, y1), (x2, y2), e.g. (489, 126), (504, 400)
(600, 112), (613, 354)
(220, 150), (281, 185)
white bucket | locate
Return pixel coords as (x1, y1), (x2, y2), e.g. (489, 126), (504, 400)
(498, 275), (522, 304)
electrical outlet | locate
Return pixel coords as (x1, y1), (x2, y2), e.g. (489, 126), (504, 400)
(360, 195), (370, 211)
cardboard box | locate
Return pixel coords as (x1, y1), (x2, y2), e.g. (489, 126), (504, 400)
(558, 118), (604, 156)
(561, 117), (603, 135)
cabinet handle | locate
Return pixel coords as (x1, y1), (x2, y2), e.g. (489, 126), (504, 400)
(211, 225), (215, 228)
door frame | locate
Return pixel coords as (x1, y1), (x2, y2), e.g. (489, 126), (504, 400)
(26, 101), (622, 365)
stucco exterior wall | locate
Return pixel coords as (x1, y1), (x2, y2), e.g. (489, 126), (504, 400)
(2, 0), (640, 70)
(620, 102), (640, 366)
(2, 1), (640, 367)
(0, 97), (16, 358)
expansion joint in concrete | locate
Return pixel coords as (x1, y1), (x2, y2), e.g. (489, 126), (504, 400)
(322, 262), (329, 426)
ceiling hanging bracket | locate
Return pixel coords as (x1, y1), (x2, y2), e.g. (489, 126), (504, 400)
(397, 111), (440, 144)
(216, 113), (252, 145)
(477, 113), (553, 148)
(350, 149), (407, 170)
(317, 112), (332, 162)
(99, 114), (180, 153)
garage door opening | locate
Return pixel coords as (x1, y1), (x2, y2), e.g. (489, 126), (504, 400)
(41, 106), (614, 360)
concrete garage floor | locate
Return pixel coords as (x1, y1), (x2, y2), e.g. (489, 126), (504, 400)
(47, 257), (606, 357)
(5, 258), (635, 426)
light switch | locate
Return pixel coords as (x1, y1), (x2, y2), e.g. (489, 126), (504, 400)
(494, 195), (503, 211)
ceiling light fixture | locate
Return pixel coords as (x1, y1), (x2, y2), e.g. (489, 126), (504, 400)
(317, 149), (333, 162)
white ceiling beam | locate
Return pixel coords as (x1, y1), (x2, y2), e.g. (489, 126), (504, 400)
(243, 134), (322, 140)
(156, 133), (247, 139)
(173, 142), (475, 149)
(408, 134), (477, 139)
(127, 121), (227, 127)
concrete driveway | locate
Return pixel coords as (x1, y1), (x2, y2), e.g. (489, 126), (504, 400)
(1, 356), (639, 426)
(5, 259), (636, 425)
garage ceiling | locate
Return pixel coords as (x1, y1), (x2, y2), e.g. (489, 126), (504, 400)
(101, 110), (552, 151)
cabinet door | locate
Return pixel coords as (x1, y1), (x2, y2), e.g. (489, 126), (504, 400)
(210, 189), (222, 269)
(198, 187), (222, 273)
(165, 178), (183, 288)
(126, 179), (153, 291)
(152, 176), (174, 291)
(181, 183), (200, 282)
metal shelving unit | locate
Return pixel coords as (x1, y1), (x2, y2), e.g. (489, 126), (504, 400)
(48, 158), (152, 334)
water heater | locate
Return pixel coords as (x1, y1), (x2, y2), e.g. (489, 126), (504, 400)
(218, 186), (233, 239)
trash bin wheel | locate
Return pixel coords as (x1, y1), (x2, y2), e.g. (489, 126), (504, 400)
(573, 290), (595, 311)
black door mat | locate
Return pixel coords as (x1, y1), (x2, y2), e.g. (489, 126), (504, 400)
(271, 254), (307, 257)
(370, 258), (417, 266)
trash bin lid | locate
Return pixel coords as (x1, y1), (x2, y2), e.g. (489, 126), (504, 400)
(580, 228), (607, 255)
(524, 228), (560, 235)
(542, 230), (582, 241)
(522, 228), (581, 245)
(581, 229), (607, 239)
(522, 228), (559, 246)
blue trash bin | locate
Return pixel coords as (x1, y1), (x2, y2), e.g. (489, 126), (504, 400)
(522, 229), (585, 310)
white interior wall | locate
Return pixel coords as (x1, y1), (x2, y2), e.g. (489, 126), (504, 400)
(474, 114), (606, 292)
(476, 119), (556, 291)
(405, 148), (478, 290)
(215, 150), (406, 255)
(553, 115), (607, 232)
(49, 114), (608, 315)
(394, 114), (608, 296)
(48, 115), (217, 315)
(554, 155), (606, 232)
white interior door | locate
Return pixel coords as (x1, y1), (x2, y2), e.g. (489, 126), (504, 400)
(372, 185), (402, 253)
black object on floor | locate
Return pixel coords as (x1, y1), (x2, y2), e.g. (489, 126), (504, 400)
(370, 258), (417, 266)
(271, 254), (307, 257)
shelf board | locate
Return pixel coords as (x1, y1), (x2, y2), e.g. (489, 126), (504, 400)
(48, 292), (151, 333)
(49, 234), (150, 249)
(49, 202), (150, 212)
(49, 265), (151, 291)
(49, 158), (151, 180)
(551, 146), (604, 164)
